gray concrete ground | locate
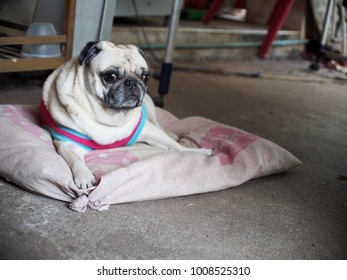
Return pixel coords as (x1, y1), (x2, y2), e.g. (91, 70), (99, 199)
(0, 59), (346, 259)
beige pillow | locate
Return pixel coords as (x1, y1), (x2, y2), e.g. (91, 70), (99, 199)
(0, 105), (301, 212)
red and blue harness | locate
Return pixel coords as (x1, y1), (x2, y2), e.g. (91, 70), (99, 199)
(40, 100), (147, 150)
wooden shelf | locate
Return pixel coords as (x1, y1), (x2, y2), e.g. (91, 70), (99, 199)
(0, 57), (66, 73)
(0, 0), (75, 73)
(0, 35), (68, 46)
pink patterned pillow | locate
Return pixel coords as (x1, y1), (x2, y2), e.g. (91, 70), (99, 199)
(0, 105), (301, 212)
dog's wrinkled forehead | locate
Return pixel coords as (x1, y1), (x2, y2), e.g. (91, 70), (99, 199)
(79, 41), (148, 74)
(102, 44), (148, 73)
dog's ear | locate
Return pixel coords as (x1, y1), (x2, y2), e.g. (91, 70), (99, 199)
(79, 41), (101, 65)
(136, 47), (149, 67)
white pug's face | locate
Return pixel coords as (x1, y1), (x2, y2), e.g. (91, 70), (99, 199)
(79, 41), (150, 110)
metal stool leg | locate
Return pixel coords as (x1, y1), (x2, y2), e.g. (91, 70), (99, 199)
(310, 0), (335, 70)
(154, 0), (182, 108)
(342, 6), (347, 56)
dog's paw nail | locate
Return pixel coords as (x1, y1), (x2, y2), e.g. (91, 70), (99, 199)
(74, 172), (96, 189)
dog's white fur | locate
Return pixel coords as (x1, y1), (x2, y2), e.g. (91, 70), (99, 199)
(42, 41), (212, 189)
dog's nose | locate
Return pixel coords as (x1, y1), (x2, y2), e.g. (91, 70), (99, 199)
(124, 78), (137, 89)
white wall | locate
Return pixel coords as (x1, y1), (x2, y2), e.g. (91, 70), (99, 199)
(72, 0), (116, 56)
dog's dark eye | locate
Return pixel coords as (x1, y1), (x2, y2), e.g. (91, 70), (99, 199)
(102, 72), (118, 83)
(142, 74), (149, 84)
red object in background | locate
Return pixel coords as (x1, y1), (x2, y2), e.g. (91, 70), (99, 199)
(234, 0), (246, 9)
(184, 0), (206, 9)
(203, 0), (224, 23)
(203, 0), (296, 59)
(258, 0), (296, 58)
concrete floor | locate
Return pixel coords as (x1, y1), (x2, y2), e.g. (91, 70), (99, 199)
(0, 58), (346, 259)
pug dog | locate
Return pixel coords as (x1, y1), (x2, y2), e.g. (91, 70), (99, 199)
(40, 41), (213, 189)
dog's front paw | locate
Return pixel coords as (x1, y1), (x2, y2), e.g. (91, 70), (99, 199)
(73, 166), (96, 189)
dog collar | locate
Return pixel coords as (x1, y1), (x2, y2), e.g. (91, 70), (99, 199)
(39, 100), (147, 150)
